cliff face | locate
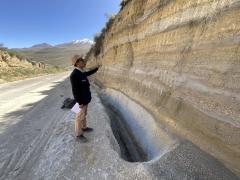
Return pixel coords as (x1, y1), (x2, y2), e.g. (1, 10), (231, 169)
(87, 0), (240, 175)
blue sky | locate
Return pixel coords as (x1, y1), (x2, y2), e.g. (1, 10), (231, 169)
(0, 0), (121, 48)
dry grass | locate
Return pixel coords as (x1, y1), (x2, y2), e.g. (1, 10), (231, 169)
(0, 66), (64, 84)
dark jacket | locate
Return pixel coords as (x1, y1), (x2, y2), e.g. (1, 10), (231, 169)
(70, 67), (98, 105)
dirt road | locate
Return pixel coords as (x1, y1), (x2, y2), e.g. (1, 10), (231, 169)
(0, 72), (73, 179)
(0, 72), (238, 180)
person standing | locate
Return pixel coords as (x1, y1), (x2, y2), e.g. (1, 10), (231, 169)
(70, 55), (100, 142)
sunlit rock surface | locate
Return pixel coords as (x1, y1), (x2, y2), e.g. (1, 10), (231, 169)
(87, 0), (240, 175)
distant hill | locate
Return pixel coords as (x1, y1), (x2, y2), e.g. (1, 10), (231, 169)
(31, 43), (53, 49)
(13, 39), (93, 67)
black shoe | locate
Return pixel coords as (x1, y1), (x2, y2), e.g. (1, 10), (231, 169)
(76, 135), (87, 143)
(82, 127), (94, 132)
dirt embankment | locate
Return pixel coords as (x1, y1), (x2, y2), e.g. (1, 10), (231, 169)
(86, 0), (240, 176)
(0, 49), (63, 83)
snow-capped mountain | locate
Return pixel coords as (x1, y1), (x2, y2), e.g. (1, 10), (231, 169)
(55, 39), (93, 48)
(72, 39), (94, 44)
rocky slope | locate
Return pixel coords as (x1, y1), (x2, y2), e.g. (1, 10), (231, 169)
(0, 49), (62, 83)
(87, 0), (240, 176)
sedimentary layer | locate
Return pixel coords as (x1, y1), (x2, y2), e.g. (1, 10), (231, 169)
(87, 0), (240, 175)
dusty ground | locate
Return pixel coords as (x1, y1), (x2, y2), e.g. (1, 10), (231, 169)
(0, 73), (238, 180)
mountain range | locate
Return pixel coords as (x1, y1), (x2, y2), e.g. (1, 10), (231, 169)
(29, 39), (94, 49)
(13, 39), (93, 67)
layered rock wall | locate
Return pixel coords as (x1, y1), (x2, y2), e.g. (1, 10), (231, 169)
(87, 0), (240, 175)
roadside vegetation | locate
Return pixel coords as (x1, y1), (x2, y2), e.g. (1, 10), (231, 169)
(85, 14), (116, 60)
(120, 0), (131, 10)
(0, 66), (63, 83)
(86, 0), (131, 61)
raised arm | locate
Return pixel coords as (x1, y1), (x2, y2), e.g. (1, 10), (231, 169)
(84, 67), (99, 76)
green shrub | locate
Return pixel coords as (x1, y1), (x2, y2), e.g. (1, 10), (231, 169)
(0, 47), (7, 51)
(106, 15), (116, 30)
(86, 15), (117, 60)
(8, 51), (17, 57)
(16, 54), (25, 60)
(120, 0), (131, 10)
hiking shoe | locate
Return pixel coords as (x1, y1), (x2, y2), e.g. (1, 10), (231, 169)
(76, 135), (87, 143)
(82, 127), (94, 132)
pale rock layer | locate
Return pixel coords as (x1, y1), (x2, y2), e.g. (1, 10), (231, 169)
(87, 0), (240, 175)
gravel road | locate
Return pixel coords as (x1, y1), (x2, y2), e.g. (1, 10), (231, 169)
(0, 72), (72, 180)
(0, 72), (238, 180)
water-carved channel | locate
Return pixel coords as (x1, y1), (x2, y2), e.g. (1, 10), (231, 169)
(99, 88), (177, 162)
